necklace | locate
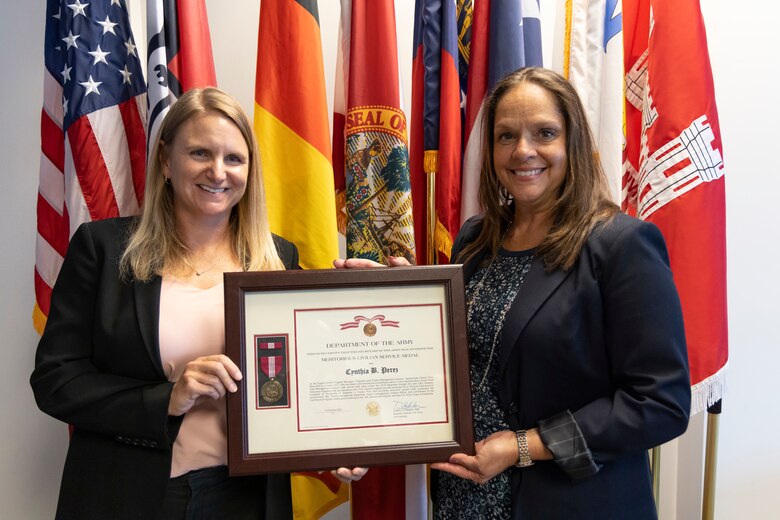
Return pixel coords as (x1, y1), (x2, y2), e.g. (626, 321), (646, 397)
(467, 225), (532, 390)
(467, 227), (510, 390)
(182, 254), (225, 277)
(194, 265), (215, 277)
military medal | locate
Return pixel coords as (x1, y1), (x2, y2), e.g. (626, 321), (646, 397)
(259, 339), (286, 404)
(261, 378), (283, 403)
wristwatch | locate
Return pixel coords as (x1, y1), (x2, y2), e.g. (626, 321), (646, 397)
(515, 430), (534, 468)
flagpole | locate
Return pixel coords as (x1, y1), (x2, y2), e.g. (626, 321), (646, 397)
(702, 400), (722, 520)
(651, 446), (661, 509)
(425, 150), (438, 265)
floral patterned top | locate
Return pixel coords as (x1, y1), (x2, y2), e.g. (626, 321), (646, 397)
(434, 249), (534, 520)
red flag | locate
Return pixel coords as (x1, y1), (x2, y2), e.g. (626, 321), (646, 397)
(35, 0), (147, 333)
(410, 0), (462, 264)
(623, 0), (727, 412)
(146, 0), (217, 148)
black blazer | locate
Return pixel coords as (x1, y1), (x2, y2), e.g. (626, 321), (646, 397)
(31, 217), (299, 520)
(452, 213), (690, 519)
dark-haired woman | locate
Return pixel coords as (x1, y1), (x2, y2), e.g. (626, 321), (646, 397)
(429, 68), (691, 519)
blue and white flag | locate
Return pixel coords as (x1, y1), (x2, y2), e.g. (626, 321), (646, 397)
(553, 0), (624, 202)
(460, 0), (543, 222)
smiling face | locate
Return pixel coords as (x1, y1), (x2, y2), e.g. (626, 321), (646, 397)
(492, 82), (567, 217)
(162, 110), (249, 227)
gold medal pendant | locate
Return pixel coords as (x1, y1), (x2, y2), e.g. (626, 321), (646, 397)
(261, 378), (284, 403)
(363, 322), (377, 336)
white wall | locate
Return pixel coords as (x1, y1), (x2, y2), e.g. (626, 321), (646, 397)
(2, 1), (777, 518)
(701, 2), (780, 518)
(0, 1), (69, 518)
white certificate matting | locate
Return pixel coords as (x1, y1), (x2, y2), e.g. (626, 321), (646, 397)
(242, 284), (455, 455)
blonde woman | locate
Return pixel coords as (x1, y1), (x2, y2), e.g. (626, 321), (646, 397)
(32, 88), (298, 519)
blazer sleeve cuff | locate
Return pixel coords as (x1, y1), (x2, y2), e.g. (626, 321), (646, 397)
(538, 410), (601, 480)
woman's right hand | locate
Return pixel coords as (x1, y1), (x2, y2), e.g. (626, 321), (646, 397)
(431, 430), (518, 485)
(168, 354), (243, 416)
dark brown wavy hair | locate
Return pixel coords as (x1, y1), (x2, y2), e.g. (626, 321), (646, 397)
(457, 67), (618, 270)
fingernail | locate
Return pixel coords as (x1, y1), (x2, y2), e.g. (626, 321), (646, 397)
(234, 371), (242, 380)
(230, 384), (238, 392)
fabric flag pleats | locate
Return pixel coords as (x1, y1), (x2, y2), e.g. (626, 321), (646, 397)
(35, 0), (147, 333)
(255, 1), (345, 514)
(460, 0), (543, 223)
(146, 0), (217, 149)
(623, 0), (728, 413)
(255, 0), (339, 270)
(553, 0), (624, 202)
(334, 0), (416, 266)
(291, 470), (348, 520)
(410, 0), (462, 264)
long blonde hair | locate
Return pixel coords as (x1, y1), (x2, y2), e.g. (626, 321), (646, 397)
(457, 67), (618, 270)
(120, 87), (284, 281)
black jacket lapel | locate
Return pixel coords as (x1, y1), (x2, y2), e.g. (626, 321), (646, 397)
(133, 276), (165, 379)
(498, 259), (568, 381)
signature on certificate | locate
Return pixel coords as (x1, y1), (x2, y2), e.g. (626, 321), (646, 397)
(393, 400), (425, 413)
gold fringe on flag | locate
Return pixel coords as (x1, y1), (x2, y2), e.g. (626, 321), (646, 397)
(335, 189), (347, 236)
(32, 303), (47, 335)
(435, 218), (453, 260)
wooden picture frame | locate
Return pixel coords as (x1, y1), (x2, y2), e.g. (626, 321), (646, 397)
(224, 265), (473, 475)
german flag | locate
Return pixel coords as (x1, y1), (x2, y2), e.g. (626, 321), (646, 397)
(255, 0), (338, 269)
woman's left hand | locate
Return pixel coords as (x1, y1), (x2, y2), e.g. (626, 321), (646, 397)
(331, 467), (369, 483)
(333, 256), (411, 269)
(431, 430), (518, 485)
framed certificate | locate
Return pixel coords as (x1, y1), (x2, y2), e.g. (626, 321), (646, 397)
(224, 265), (474, 476)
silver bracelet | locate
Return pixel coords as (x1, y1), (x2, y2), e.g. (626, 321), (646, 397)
(515, 430), (534, 468)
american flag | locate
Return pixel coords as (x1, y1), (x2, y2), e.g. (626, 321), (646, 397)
(35, 0), (146, 333)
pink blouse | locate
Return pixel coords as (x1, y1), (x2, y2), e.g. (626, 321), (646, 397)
(159, 278), (227, 478)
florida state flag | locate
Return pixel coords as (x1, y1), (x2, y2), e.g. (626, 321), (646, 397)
(623, 0), (727, 413)
(333, 0), (416, 265)
(332, 4), (425, 517)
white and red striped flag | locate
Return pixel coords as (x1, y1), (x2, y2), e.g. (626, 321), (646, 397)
(623, 0), (728, 412)
(35, 0), (147, 333)
(146, 0), (217, 149)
